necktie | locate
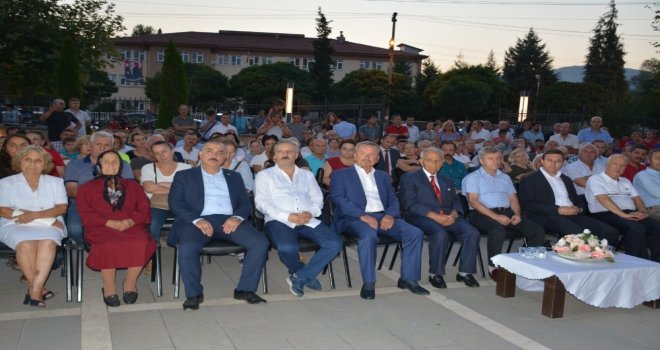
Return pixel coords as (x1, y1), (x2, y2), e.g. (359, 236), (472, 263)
(384, 150), (391, 176)
(430, 175), (444, 214)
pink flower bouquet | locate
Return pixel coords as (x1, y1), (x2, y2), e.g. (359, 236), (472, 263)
(551, 230), (615, 262)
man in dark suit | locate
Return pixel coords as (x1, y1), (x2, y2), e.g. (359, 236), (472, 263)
(399, 147), (480, 289)
(375, 134), (400, 181)
(518, 149), (618, 242)
(169, 140), (269, 310)
(330, 141), (428, 299)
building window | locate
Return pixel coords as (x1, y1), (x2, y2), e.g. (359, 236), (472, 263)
(136, 51), (146, 61)
(120, 50), (130, 60)
(156, 51), (164, 62)
(231, 55), (241, 66)
(359, 61), (368, 69)
(372, 61), (383, 70)
(190, 52), (204, 64)
(263, 56), (273, 64)
(334, 60), (343, 70)
(289, 57), (300, 67)
(106, 53), (117, 61)
(107, 74), (118, 84)
(248, 56), (259, 66)
(218, 54), (229, 65)
(302, 58), (314, 70)
(180, 52), (190, 63)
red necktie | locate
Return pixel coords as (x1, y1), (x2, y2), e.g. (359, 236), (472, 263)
(430, 175), (444, 214)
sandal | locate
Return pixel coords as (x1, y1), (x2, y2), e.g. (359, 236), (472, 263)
(42, 290), (56, 301)
(102, 288), (120, 307)
(23, 294), (46, 308)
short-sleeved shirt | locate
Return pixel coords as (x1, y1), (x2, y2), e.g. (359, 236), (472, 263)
(359, 124), (382, 141)
(304, 154), (327, 176)
(564, 160), (604, 195)
(288, 122), (307, 143)
(577, 128), (613, 144)
(63, 156), (134, 188)
(172, 116), (196, 137)
(173, 146), (199, 165)
(66, 109), (91, 136)
(385, 124), (408, 135)
(633, 168), (660, 208)
(45, 111), (77, 141)
(549, 134), (580, 149)
(585, 172), (638, 213)
(333, 121), (357, 139)
(522, 130), (545, 144)
(207, 123), (237, 136)
(462, 167), (516, 209)
(140, 162), (191, 198)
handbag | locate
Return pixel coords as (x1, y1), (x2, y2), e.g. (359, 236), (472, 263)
(150, 163), (170, 210)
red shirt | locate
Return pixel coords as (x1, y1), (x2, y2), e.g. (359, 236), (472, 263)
(45, 148), (65, 177)
(385, 124), (408, 136)
(622, 163), (646, 181)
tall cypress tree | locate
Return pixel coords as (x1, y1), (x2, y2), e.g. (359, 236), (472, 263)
(54, 36), (83, 103)
(310, 7), (335, 102)
(502, 28), (557, 100)
(157, 40), (188, 129)
(584, 0), (627, 104)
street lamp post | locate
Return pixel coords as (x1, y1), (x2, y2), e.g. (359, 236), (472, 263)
(385, 12), (397, 120)
(285, 82), (294, 123)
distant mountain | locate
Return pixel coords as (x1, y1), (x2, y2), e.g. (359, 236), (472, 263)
(554, 66), (643, 83)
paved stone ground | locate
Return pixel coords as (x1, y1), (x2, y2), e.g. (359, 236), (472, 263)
(0, 239), (658, 350)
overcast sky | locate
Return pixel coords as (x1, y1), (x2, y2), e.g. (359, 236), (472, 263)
(111, 0), (658, 71)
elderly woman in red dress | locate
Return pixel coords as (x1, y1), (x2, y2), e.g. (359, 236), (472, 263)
(77, 150), (155, 307)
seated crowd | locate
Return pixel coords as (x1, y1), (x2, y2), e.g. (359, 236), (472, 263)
(0, 99), (659, 311)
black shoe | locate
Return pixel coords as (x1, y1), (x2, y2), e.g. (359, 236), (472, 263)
(233, 290), (266, 304)
(122, 280), (138, 304)
(397, 279), (430, 295)
(456, 273), (480, 287)
(182, 294), (204, 311)
(102, 288), (120, 307)
(360, 283), (375, 300)
(429, 275), (447, 289)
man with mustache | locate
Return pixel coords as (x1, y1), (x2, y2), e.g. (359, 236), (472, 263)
(169, 140), (269, 310)
(255, 139), (342, 296)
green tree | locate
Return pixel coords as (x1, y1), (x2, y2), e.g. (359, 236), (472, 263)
(132, 24), (156, 37)
(651, 3), (659, 50)
(332, 69), (417, 115)
(54, 37), (83, 104)
(485, 50), (499, 73)
(502, 28), (557, 105)
(537, 82), (606, 114)
(629, 58), (660, 129)
(426, 65), (508, 119)
(146, 63), (229, 106)
(415, 59), (440, 96)
(310, 8), (335, 102)
(157, 40), (189, 129)
(393, 58), (414, 87)
(84, 68), (118, 105)
(584, 0), (627, 104)
(0, 0), (124, 100)
(229, 62), (315, 105)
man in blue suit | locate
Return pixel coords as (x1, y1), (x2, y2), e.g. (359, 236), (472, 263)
(169, 140), (269, 310)
(399, 147), (480, 289)
(330, 141), (428, 299)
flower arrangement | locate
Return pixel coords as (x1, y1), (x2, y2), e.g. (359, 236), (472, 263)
(552, 230), (615, 262)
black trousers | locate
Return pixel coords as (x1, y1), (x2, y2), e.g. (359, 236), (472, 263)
(591, 211), (660, 262)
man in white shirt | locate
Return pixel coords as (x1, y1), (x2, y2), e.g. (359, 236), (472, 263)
(489, 120), (514, 142)
(549, 123), (579, 154)
(564, 143), (604, 197)
(633, 149), (660, 221)
(207, 113), (238, 136)
(405, 117), (420, 143)
(221, 139), (254, 193)
(65, 98), (91, 137)
(469, 120), (491, 150)
(173, 131), (200, 167)
(586, 154), (660, 262)
(255, 139), (342, 297)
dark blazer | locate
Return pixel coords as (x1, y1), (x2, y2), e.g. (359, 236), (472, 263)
(168, 166), (250, 244)
(518, 170), (586, 217)
(398, 169), (463, 218)
(330, 166), (400, 233)
(375, 147), (400, 173)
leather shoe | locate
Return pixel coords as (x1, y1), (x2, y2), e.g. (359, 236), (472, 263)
(233, 290), (266, 304)
(360, 283), (375, 300)
(489, 268), (500, 281)
(456, 273), (480, 287)
(429, 275), (447, 289)
(102, 288), (120, 307)
(182, 294), (204, 310)
(397, 279), (430, 295)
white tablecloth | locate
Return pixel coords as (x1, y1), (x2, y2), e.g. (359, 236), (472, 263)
(491, 252), (660, 308)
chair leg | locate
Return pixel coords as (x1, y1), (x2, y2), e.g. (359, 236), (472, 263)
(150, 252), (157, 283)
(327, 262), (336, 289)
(174, 247), (180, 299)
(388, 243), (401, 271)
(156, 244), (162, 297)
(506, 238), (515, 253)
(477, 246), (486, 278)
(444, 241), (455, 266)
(453, 245), (463, 267)
(172, 247), (177, 285)
(262, 263), (268, 294)
(378, 244), (390, 270)
(65, 244), (72, 302)
(76, 248), (84, 303)
(342, 245), (352, 288)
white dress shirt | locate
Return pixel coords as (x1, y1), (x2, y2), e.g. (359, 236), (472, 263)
(254, 165), (323, 228)
(586, 172), (639, 213)
(564, 160), (604, 195)
(539, 168), (573, 207)
(354, 165), (385, 213)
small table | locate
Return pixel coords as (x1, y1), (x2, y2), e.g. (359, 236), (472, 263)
(491, 252), (660, 318)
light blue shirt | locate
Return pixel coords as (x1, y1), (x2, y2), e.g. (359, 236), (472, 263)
(200, 168), (233, 217)
(577, 128), (613, 144)
(304, 154), (326, 176)
(333, 121), (357, 139)
(633, 168), (660, 208)
(522, 130), (544, 144)
(462, 167), (516, 209)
